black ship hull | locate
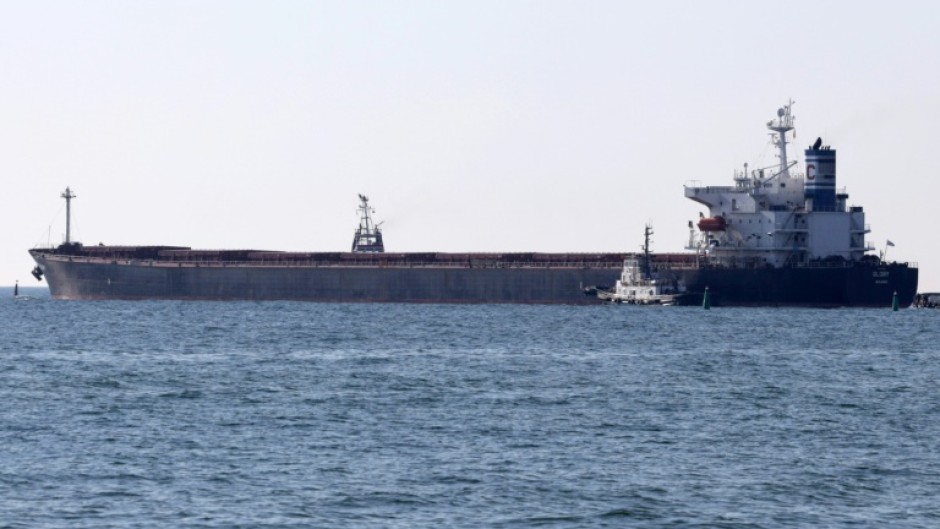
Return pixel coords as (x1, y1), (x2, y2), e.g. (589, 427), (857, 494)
(30, 247), (917, 307)
(668, 263), (918, 308)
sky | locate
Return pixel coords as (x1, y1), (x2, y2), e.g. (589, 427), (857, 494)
(2, 1), (939, 290)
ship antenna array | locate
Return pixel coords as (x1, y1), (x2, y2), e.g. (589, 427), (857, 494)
(61, 186), (77, 244)
(357, 194), (377, 232)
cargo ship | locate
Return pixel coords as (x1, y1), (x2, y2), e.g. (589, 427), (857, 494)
(29, 102), (917, 306)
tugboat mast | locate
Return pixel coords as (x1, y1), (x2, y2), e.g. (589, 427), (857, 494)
(351, 194), (385, 253)
(642, 224), (653, 280)
(61, 187), (76, 244)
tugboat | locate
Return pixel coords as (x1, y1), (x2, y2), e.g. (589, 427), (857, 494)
(594, 225), (682, 305)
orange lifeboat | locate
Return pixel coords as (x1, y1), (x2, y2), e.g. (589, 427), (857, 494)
(697, 216), (727, 232)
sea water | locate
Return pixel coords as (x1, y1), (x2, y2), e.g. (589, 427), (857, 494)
(2, 288), (939, 528)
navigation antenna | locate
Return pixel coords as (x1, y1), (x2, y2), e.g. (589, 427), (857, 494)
(351, 194), (385, 253)
(766, 100), (795, 179)
(61, 187), (77, 245)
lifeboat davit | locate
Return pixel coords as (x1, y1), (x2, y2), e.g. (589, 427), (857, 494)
(697, 216), (727, 232)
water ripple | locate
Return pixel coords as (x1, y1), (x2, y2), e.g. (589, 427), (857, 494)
(1, 300), (939, 528)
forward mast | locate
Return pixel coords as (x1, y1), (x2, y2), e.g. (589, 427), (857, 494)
(61, 187), (77, 245)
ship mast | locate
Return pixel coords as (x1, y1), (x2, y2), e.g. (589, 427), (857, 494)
(766, 100), (795, 179)
(351, 194), (385, 253)
(61, 187), (76, 244)
(642, 224), (653, 280)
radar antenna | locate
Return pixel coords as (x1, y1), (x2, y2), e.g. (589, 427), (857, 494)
(351, 194), (385, 253)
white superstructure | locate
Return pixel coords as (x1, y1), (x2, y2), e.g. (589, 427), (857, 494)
(684, 101), (870, 268)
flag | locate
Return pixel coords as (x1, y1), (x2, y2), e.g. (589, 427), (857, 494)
(886, 240), (895, 247)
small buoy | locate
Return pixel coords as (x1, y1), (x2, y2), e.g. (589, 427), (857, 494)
(703, 286), (711, 310)
(892, 291), (899, 311)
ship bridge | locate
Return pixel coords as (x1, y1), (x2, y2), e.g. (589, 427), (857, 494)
(684, 101), (869, 268)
